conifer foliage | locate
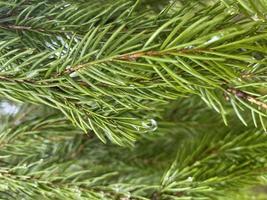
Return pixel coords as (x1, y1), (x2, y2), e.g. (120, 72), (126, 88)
(0, 0), (267, 199)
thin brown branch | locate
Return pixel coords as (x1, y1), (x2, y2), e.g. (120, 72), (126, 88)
(0, 75), (34, 84)
(0, 24), (45, 32)
(118, 48), (210, 61)
(61, 47), (211, 76)
(118, 51), (162, 61)
(227, 88), (267, 110)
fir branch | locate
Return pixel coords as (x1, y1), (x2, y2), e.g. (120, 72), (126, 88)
(0, 97), (267, 199)
(0, 0), (266, 145)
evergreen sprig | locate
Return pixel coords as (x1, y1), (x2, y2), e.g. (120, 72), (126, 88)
(1, 1), (267, 198)
(0, 0), (266, 145)
(0, 97), (267, 199)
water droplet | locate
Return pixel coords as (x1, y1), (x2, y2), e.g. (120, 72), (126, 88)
(142, 119), (158, 132)
(224, 5), (239, 15)
(0, 101), (20, 116)
(205, 35), (222, 45)
(251, 14), (265, 22)
(69, 71), (78, 78)
(187, 176), (193, 182)
(185, 45), (195, 49)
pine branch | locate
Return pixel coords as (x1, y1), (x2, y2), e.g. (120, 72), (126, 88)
(0, 0), (266, 145)
(1, 1), (267, 199)
(0, 98), (267, 199)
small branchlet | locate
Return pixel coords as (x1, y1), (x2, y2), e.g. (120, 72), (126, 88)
(227, 88), (267, 110)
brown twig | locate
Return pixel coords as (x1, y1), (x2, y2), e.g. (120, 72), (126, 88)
(60, 47), (211, 76)
(118, 51), (162, 61)
(0, 75), (34, 84)
(118, 48), (210, 61)
(0, 24), (45, 32)
(227, 88), (267, 110)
